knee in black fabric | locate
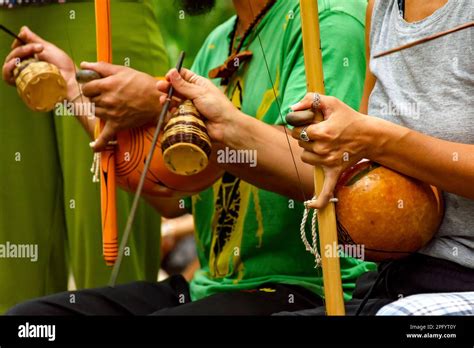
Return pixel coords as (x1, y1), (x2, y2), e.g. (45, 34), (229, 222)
(163, 274), (192, 303)
(6, 277), (192, 316)
(6, 298), (69, 316)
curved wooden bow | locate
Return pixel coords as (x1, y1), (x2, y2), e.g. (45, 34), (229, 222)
(299, 0), (344, 315)
(95, 0), (118, 266)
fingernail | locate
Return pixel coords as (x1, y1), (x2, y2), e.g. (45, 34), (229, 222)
(89, 141), (96, 148)
(34, 44), (43, 50)
(171, 70), (181, 81)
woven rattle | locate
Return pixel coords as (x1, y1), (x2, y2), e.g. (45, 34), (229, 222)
(161, 100), (212, 176)
(14, 58), (67, 112)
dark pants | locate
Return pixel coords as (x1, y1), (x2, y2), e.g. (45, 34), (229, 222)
(279, 253), (474, 316)
(6, 275), (323, 316)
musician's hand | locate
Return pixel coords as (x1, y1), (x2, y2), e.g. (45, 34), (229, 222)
(289, 93), (371, 209)
(80, 62), (162, 152)
(2, 26), (75, 86)
(156, 68), (238, 142)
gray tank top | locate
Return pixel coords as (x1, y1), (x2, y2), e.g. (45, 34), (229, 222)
(368, 0), (474, 268)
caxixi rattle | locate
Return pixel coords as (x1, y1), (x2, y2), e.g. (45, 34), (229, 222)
(14, 58), (67, 112)
(1, 24), (67, 112)
(76, 69), (221, 196)
(161, 100), (212, 176)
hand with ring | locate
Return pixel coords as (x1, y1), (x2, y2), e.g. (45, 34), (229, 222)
(286, 92), (372, 208)
(299, 126), (310, 142)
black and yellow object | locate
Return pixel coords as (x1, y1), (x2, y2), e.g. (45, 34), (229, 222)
(14, 58), (67, 112)
(161, 100), (212, 176)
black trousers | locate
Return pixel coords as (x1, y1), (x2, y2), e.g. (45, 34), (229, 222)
(279, 253), (474, 316)
(6, 275), (323, 316)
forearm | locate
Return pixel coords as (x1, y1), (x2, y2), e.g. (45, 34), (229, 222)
(214, 111), (314, 201)
(162, 214), (194, 239)
(367, 116), (474, 199)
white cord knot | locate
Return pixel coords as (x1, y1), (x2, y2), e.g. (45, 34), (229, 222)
(90, 141), (117, 183)
(300, 196), (339, 268)
(91, 152), (100, 183)
(303, 198), (316, 208)
(300, 196), (321, 268)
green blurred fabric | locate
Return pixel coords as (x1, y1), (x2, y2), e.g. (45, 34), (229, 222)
(153, 0), (234, 68)
(0, 0), (168, 313)
(188, 0), (375, 301)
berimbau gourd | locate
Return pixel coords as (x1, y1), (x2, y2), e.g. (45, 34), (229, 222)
(334, 160), (444, 261)
(286, 114), (444, 262)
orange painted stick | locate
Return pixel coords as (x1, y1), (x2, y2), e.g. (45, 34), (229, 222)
(95, 0), (118, 266)
(299, 0), (345, 315)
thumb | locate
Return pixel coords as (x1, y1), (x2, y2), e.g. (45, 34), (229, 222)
(17, 26), (47, 46)
(90, 122), (117, 152)
(307, 169), (339, 209)
(80, 61), (122, 78)
(167, 69), (202, 100)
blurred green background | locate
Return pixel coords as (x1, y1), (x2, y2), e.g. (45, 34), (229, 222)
(154, 0), (234, 68)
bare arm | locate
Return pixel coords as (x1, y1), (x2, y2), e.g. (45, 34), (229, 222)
(357, 0), (474, 199)
(162, 214), (194, 238)
(367, 117), (474, 200)
(211, 115), (314, 201)
(290, 93), (474, 207)
(161, 214), (195, 262)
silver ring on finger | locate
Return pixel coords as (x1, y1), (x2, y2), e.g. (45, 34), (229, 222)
(312, 92), (321, 110)
(299, 126), (310, 142)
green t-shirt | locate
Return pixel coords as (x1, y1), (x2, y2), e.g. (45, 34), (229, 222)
(189, 0), (375, 301)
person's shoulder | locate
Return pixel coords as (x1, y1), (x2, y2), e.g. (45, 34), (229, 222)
(318, 0), (367, 25)
(201, 15), (236, 46)
(274, 0), (301, 13)
(191, 15), (236, 74)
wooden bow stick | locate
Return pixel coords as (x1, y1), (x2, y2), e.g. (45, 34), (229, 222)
(373, 21), (474, 59)
(299, 0), (345, 315)
(95, 0), (118, 266)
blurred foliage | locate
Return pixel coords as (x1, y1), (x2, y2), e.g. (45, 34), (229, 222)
(153, 0), (235, 68)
